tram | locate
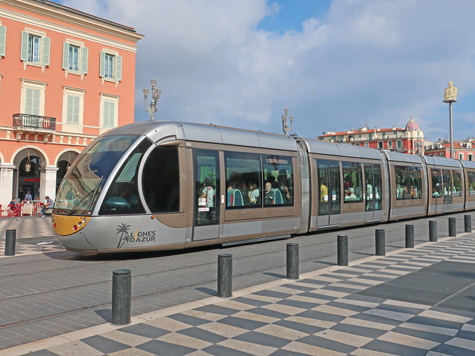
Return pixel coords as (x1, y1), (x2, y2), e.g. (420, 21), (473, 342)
(52, 121), (475, 253)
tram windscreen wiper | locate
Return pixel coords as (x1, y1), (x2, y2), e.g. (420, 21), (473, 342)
(67, 176), (103, 216)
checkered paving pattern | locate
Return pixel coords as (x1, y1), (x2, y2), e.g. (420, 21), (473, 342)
(0, 217), (65, 257)
(17, 235), (475, 356)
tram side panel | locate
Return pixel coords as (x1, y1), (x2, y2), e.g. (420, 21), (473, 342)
(423, 156), (464, 216)
(462, 165), (475, 210)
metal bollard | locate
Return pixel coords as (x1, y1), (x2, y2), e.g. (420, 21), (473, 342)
(405, 224), (414, 248)
(464, 215), (472, 233)
(449, 217), (457, 237)
(286, 243), (299, 280)
(111, 269), (131, 325)
(217, 254), (232, 298)
(429, 220), (438, 242)
(337, 235), (348, 266)
(375, 229), (385, 256)
(5, 229), (16, 256)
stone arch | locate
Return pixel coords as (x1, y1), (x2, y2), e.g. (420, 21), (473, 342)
(11, 145), (49, 167)
(54, 148), (81, 166)
(55, 149), (82, 192)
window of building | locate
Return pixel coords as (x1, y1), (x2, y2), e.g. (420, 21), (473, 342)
(21, 80), (46, 116)
(388, 141), (393, 149)
(62, 88), (84, 133)
(62, 41), (88, 77)
(263, 155), (293, 207)
(459, 153), (464, 160)
(100, 50), (122, 83)
(440, 153), (445, 157)
(224, 152), (261, 208)
(342, 162), (362, 203)
(0, 23), (6, 58)
(469, 154), (473, 161)
(142, 146), (180, 213)
(377, 142), (383, 149)
(364, 142), (369, 147)
(397, 140), (403, 149)
(20, 30), (50, 69)
(100, 94), (119, 131)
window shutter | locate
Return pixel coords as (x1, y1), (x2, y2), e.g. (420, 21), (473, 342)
(73, 96), (80, 124)
(0, 26), (6, 57)
(62, 42), (69, 70)
(99, 51), (105, 77)
(42, 37), (50, 66)
(81, 46), (88, 74)
(25, 89), (33, 114)
(20, 31), (28, 61)
(115, 55), (122, 81)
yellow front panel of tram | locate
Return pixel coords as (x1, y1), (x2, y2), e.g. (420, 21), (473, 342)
(52, 215), (91, 236)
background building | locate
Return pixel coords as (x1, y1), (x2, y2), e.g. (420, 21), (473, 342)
(318, 117), (425, 155)
(424, 138), (475, 161)
(0, 0), (143, 206)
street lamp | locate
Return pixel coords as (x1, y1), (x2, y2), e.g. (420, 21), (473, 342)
(281, 107), (294, 136)
(443, 81), (458, 159)
(143, 79), (162, 121)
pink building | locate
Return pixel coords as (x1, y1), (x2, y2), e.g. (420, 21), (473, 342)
(0, 0), (143, 206)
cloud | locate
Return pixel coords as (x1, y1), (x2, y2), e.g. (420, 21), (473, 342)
(61, 0), (475, 141)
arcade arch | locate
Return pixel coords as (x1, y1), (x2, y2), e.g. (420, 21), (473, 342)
(56, 150), (80, 191)
(12, 146), (48, 201)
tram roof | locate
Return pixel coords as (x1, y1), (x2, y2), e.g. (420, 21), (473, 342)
(104, 121), (300, 152)
(422, 155), (462, 168)
(303, 139), (383, 160)
(460, 160), (475, 169)
(384, 151), (424, 164)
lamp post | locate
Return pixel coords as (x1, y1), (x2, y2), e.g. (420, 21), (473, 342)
(143, 79), (162, 121)
(281, 108), (294, 136)
(443, 81), (458, 159)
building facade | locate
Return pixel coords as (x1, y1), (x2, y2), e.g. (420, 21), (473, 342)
(424, 138), (475, 161)
(318, 117), (425, 155)
(0, 0), (143, 206)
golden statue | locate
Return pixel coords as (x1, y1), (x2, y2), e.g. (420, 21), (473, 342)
(444, 81), (457, 102)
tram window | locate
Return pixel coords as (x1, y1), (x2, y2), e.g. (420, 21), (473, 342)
(99, 139), (151, 215)
(431, 169), (442, 198)
(409, 166), (422, 199)
(468, 171), (475, 196)
(453, 171), (462, 197)
(194, 150), (220, 226)
(225, 152), (261, 208)
(329, 161), (341, 214)
(373, 165), (382, 210)
(318, 161), (329, 215)
(395, 166), (410, 199)
(342, 162), (362, 203)
(263, 155), (293, 207)
(443, 170), (453, 203)
(142, 146), (180, 213)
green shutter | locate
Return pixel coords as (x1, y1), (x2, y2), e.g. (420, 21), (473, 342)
(67, 95), (80, 124)
(103, 101), (115, 127)
(42, 37), (50, 65)
(62, 42), (69, 69)
(0, 25), (6, 57)
(115, 55), (122, 81)
(25, 89), (40, 115)
(81, 46), (88, 74)
(99, 51), (105, 77)
(20, 31), (28, 61)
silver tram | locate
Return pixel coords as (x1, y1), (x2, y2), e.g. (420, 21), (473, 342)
(52, 121), (475, 253)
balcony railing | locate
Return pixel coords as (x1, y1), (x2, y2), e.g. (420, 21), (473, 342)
(13, 113), (56, 131)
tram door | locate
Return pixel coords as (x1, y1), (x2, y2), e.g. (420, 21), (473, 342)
(442, 169), (453, 212)
(364, 164), (383, 222)
(317, 160), (341, 227)
(193, 150), (221, 241)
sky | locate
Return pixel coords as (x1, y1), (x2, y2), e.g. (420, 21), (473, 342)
(57, 0), (475, 142)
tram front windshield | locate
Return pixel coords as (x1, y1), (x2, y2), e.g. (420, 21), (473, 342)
(55, 135), (139, 215)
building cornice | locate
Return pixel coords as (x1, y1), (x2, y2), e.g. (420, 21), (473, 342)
(1, 0), (143, 52)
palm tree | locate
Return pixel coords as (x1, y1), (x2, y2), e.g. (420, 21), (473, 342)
(116, 223), (131, 248)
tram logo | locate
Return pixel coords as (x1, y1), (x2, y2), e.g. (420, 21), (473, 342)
(116, 223), (156, 248)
